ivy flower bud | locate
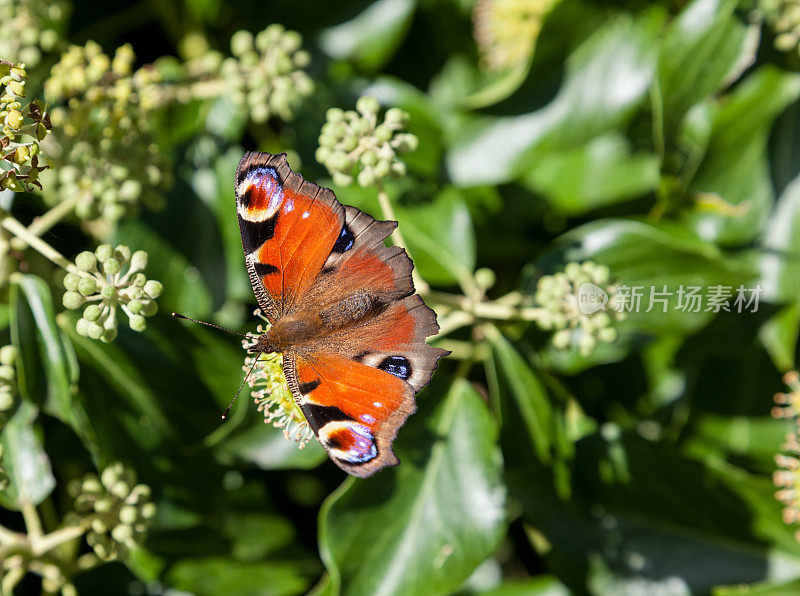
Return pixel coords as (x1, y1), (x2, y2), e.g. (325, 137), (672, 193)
(63, 291), (84, 309)
(75, 251), (97, 271)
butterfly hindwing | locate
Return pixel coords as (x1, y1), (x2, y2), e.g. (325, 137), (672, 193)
(236, 152), (344, 319)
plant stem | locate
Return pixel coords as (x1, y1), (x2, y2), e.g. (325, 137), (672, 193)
(427, 290), (546, 322)
(375, 181), (429, 294)
(1, 215), (75, 271)
(1, 560), (26, 593)
(20, 502), (42, 542)
(22, 193), (82, 241)
(31, 525), (86, 557)
(0, 524), (19, 545)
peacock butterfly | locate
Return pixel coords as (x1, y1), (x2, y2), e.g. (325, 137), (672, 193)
(235, 151), (449, 478)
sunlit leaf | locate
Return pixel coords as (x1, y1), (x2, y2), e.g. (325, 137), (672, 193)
(319, 379), (505, 596)
(319, 0), (416, 70)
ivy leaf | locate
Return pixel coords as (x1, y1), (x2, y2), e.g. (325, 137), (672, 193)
(0, 401), (55, 509)
(10, 274), (92, 447)
(396, 188), (476, 286)
(447, 12), (662, 186)
(319, 379), (505, 596)
(319, 0), (416, 71)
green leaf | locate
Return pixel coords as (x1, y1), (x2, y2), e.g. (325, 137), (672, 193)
(61, 316), (175, 441)
(396, 187), (476, 286)
(759, 303), (800, 373)
(10, 274), (92, 444)
(473, 576), (570, 596)
(447, 12), (663, 186)
(167, 557), (313, 596)
(519, 133), (660, 214)
(319, 0), (416, 71)
(217, 423), (327, 471)
(657, 0), (751, 133)
(486, 327), (553, 462)
(319, 379), (505, 596)
(685, 67), (800, 244)
(0, 401), (55, 509)
(114, 220), (213, 318)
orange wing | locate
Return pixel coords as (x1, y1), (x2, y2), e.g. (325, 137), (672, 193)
(235, 152), (344, 320)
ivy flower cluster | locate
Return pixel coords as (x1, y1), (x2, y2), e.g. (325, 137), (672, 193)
(0, 0), (67, 67)
(243, 309), (313, 446)
(473, 0), (560, 70)
(316, 96), (418, 188)
(0, 345), (18, 413)
(62, 244), (162, 342)
(533, 261), (621, 356)
(1, 61), (51, 192)
(760, 0), (800, 54)
(68, 463), (156, 561)
(42, 42), (170, 223)
(221, 25), (314, 123)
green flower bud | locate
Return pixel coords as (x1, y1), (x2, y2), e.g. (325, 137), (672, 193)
(87, 322), (104, 340)
(598, 327), (617, 343)
(101, 285), (116, 299)
(357, 168), (375, 187)
(361, 150), (378, 167)
(63, 291), (84, 310)
(332, 172), (353, 187)
(111, 524), (133, 544)
(95, 244), (114, 262)
(119, 505), (138, 525)
(127, 299), (143, 314)
(0, 365), (15, 382)
(76, 317), (91, 336)
(78, 277), (98, 296)
(0, 346), (18, 366)
(130, 251), (148, 271)
(83, 304), (102, 322)
(384, 107), (407, 125)
(140, 301), (158, 317)
(356, 96), (380, 115)
(103, 259), (121, 276)
(115, 245), (131, 263)
(374, 125), (393, 142)
(474, 268), (496, 291)
(75, 251), (97, 271)
(552, 329), (572, 350)
(326, 107), (344, 122)
(0, 390), (15, 411)
(63, 272), (81, 292)
(143, 280), (163, 299)
(129, 314), (146, 332)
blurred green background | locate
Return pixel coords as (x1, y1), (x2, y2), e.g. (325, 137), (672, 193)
(4, 0), (800, 594)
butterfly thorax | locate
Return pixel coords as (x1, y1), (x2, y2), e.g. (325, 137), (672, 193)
(252, 291), (386, 354)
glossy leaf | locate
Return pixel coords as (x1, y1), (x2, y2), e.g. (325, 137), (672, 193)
(396, 187), (476, 286)
(685, 67), (800, 244)
(319, 379), (505, 596)
(447, 12), (662, 186)
(10, 274), (92, 445)
(520, 133), (660, 214)
(319, 0), (416, 70)
(0, 402), (55, 509)
(657, 0), (750, 132)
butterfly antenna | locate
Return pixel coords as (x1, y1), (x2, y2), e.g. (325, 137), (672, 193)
(172, 312), (248, 338)
(222, 355), (261, 421)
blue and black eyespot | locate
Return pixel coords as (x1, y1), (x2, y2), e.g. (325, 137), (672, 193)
(333, 225), (355, 253)
(379, 355), (412, 380)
